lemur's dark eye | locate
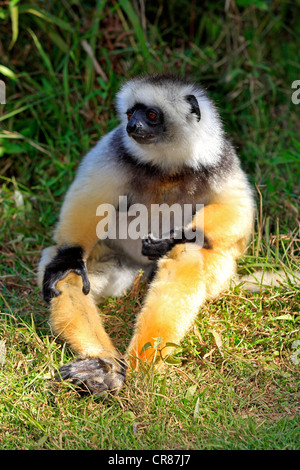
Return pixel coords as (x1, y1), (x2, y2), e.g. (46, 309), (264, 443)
(147, 110), (157, 120)
(126, 111), (133, 120)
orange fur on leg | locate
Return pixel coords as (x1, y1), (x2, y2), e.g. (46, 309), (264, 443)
(50, 272), (118, 360)
(126, 246), (235, 369)
(127, 199), (252, 369)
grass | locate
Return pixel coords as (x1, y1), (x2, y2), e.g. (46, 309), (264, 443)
(0, 0), (299, 450)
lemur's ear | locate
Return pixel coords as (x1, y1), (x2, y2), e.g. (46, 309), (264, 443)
(185, 95), (201, 122)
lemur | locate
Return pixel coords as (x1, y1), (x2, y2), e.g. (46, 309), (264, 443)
(37, 74), (254, 395)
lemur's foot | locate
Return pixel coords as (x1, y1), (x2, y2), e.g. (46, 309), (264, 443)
(57, 357), (127, 396)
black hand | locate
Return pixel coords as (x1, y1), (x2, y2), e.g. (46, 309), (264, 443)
(142, 234), (176, 260)
(43, 246), (90, 303)
(142, 228), (205, 261)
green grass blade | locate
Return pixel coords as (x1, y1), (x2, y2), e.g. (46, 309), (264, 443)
(18, 5), (73, 32)
(9, 1), (19, 50)
(27, 28), (56, 78)
(118, 0), (151, 62)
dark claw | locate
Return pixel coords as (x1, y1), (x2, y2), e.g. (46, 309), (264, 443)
(80, 269), (90, 295)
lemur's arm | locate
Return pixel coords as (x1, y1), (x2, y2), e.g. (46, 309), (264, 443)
(142, 176), (254, 261)
(43, 152), (124, 303)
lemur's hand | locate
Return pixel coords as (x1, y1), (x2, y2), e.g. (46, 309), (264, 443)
(43, 246), (90, 303)
(142, 228), (206, 261)
(142, 233), (176, 260)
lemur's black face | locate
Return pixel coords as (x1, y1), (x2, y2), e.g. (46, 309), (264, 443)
(126, 103), (164, 144)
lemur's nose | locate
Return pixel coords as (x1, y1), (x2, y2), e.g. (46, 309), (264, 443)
(126, 116), (143, 135)
(126, 120), (137, 134)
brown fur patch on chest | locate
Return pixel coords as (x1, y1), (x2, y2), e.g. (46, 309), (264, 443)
(128, 166), (211, 207)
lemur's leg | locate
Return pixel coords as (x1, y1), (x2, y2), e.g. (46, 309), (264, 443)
(127, 198), (253, 368)
(127, 246), (235, 367)
(38, 243), (151, 395)
(50, 271), (127, 395)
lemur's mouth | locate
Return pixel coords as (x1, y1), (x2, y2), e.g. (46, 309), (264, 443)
(129, 132), (155, 144)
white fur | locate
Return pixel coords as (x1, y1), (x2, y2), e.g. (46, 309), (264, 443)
(86, 242), (153, 302)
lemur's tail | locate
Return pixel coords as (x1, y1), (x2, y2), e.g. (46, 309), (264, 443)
(233, 270), (300, 292)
